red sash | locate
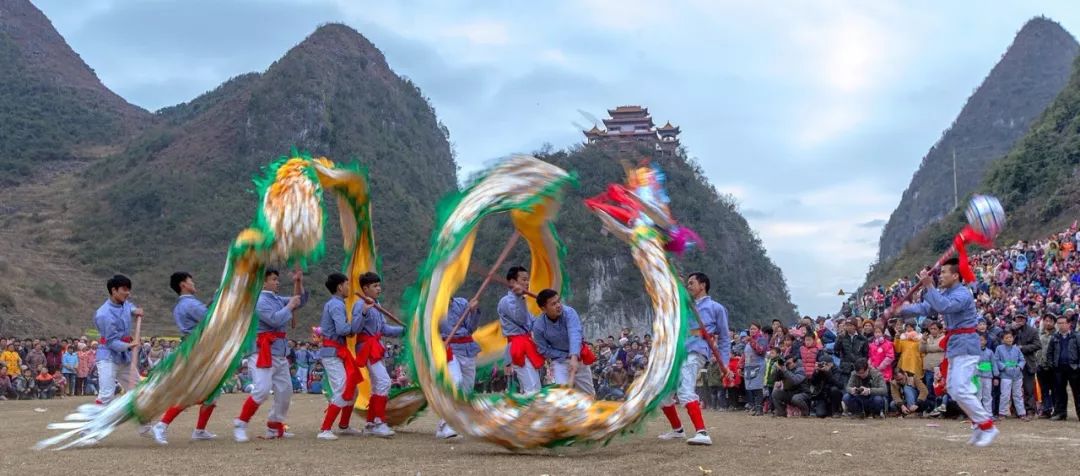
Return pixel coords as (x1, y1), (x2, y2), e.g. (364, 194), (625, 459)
(940, 327), (976, 351)
(579, 343), (596, 365)
(256, 331), (287, 368)
(356, 333), (385, 365)
(99, 336), (133, 345)
(444, 335), (475, 362)
(507, 334), (545, 368)
(321, 338), (364, 400)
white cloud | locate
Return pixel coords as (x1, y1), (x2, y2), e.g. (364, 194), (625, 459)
(35, 0), (1080, 319)
(759, 221), (821, 239)
(440, 19), (511, 46)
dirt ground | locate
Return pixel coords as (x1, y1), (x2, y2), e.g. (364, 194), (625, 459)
(3, 393), (1076, 475)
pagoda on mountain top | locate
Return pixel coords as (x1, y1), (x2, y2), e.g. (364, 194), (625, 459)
(583, 105), (680, 156)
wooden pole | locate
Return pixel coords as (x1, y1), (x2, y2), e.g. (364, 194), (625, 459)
(444, 232), (520, 349)
(128, 312), (143, 390)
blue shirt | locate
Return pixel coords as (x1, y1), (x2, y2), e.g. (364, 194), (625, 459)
(687, 296), (730, 366)
(94, 299), (134, 364)
(976, 348), (994, 378)
(318, 296), (360, 358)
(173, 294), (208, 337)
(900, 283), (980, 358)
(532, 305), (584, 362)
(498, 291), (533, 337)
(993, 344), (1025, 379)
(353, 300), (404, 338)
(295, 348), (314, 367)
(255, 289), (309, 356)
(62, 352), (79, 373)
(440, 297), (481, 358)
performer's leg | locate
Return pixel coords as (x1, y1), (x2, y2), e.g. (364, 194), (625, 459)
(368, 360), (391, 422)
(948, 355), (996, 444)
(677, 354), (707, 433)
(552, 360), (570, 385)
(574, 365), (596, 395)
(656, 351), (699, 433)
(515, 361), (541, 395)
(95, 360), (116, 405)
(267, 356), (292, 429)
(247, 360), (273, 408)
(448, 358), (464, 390)
(323, 357), (349, 408)
(318, 356), (347, 433)
(160, 405), (185, 425)
(659, 388), (682, 433)
(232, 360), (263, 442)
(195, 403), (216, 431)
(459, 355), (477, 395)
(114, 363), (132, 394)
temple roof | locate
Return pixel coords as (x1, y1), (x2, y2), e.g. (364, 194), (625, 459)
(607, 105), (648, 116)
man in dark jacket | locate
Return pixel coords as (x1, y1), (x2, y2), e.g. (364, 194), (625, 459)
(1045, 316), (1080, 421)
(1012, 314), (1041, 414)
(834, 319), (868, 385)
(771, 355), (809, 417)
(809, 357), (845, 418)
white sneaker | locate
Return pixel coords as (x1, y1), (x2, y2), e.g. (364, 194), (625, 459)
(317, 430), (339, 441)
(973, 427), (999, 447)
(966, 426), (981, 445)
(151, 422), (168, 445)
(191, 429), (217, 441)
(687, 431), (713, 446)
(658, 429), (686, 440)
(435, 425), (459, 440)
(367, 420), (395, 438)
(233, 419), (249, 443)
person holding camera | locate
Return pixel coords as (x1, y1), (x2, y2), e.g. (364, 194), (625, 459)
(770, 354), (810, 417)
(843, 358), (887, 418)
(809, 355), (845, 417)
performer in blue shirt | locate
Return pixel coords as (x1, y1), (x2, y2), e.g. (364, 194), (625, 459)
(897, 258), (998, 447)
(353, 272), (403, 438)
(93, 274), (143, 406)
(233, 268), (308, 443)
(657, 272), (729, 447)
(151, 272), (219, 444)
(499, 266), (543, 394)
(532, 289), (595, 394)
(435, 296), (479, 439)
(316, 273), (364, 440)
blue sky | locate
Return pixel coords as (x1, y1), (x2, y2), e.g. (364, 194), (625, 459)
(35, 0), (1080, 316)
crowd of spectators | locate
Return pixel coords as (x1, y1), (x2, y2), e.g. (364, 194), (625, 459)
(0, 336), (415, 400)
(10, 222), (1080, 425)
